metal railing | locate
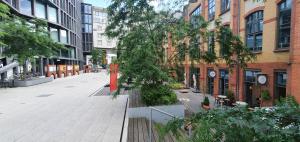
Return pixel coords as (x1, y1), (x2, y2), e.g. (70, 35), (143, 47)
(148, 107), (192, 142)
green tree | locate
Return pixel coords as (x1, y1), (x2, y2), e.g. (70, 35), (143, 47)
(91, 49), (101, 65)
(105, 0), (170, 93)
(0, 3), (63, 76)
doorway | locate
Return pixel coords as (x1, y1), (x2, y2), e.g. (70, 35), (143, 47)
(207, 69), (214, 95)
(189, 67), (200, 90)
(219, 69), (229, 95)
(244, 70), (261, 107)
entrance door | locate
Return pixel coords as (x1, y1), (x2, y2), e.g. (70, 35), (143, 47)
(244, 70), (261, 107)
(219, 69), (229, 95)
(274, 71), (287, 101)
(189, 67), (200, 90)
(207, 69), (214, 95)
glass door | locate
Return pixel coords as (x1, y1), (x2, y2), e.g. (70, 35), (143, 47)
(219, 69), (229, 95)
(207, 69), (214, 95)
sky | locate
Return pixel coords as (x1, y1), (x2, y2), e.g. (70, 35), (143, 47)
(83, 0), (187, 11)
(83, 0), (111, 8)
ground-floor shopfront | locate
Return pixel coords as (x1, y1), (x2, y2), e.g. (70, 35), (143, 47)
(182, 62), (293, 106)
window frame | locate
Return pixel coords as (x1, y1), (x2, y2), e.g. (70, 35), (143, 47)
(221, 0), (230, 14)
(208, 0), (215, 21)
(245, 10), (264, 52)
(277, 0), (292, 50)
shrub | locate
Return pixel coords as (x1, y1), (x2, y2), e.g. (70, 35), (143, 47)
(225, 90), (235, 101)
(202, 96), (210, 106)
(169, 82), (184, 90)
(163, 96), (300, 142)
(261, 90), (271, 101)
(141, 84), (178, 106)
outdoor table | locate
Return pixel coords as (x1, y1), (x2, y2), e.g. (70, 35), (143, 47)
(217, 95), (227, 106)
(235, 101), (248, 106)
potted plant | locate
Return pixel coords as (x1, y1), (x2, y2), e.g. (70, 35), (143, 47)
(261, 90), (271, 106)
(225, 90), (235, 106)
(201, 96), (210, 110)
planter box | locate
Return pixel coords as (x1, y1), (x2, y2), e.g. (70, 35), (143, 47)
(128, 104), (185, 124)
(14, 77), (54, 87)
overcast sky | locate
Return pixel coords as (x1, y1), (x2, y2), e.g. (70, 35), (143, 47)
(83, 0), (187, 11)
(83, 0), (111, 8)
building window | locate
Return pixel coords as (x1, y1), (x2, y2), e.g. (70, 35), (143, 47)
(246, 11), (263, 52)
(48, 6), (58, 23)
(60, 29), (68, 44)
(208, 0), (215, 21)
(98, 40), (102, 46)
(84, 4), (92, 14)
(220, 25), (230, 56)
(83, 24), (92, 33)
(98, 33), (102, 38)
(244, 70), (261, 107)
(221, 0), (230, 14)
(84, 15), (92, 23)
(278, 0), (292, 49)
(219, 69), (229, 96)
(20, 0), (32, 15)
(50, 28), (59, 42)
(274, 71), (287, 100)
(35, 1), (46, 19)
(190, 6), (201, 26)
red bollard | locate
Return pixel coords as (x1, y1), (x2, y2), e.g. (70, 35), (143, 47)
(110, 64), (118, 93)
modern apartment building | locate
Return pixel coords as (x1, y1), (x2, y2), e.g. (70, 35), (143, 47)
(92, 6), (117, 65)
(81, 2), (93, 65)
(0, 0), (83, 79)
(178, 0), (300, 105)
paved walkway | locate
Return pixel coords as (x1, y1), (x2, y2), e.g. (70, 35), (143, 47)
(0, 72), (128, 142)
(175, 90), (216, 114)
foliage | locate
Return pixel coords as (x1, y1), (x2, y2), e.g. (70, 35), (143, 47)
(141, 84), (177, 106)
(202, 96), (210, 106)
(225, 90), (235, 101)
(0, 3), (63, 64)
(162, 97), (300, 142)
(91, 49), (101, 65)
(261, 90), (271, 101)
(105, 0), (174, 97)
(169, 82), (184, 90)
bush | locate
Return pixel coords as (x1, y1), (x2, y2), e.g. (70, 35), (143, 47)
(225, 90), (235, 101)
(141, 84), (178, 106)
(202, 96), (210, 106)
(261, 90), (271, 101)
(163, 96), (300, 142)
(169, 82), (184, 90)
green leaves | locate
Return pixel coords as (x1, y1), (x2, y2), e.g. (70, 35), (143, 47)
(162, 97), (300, 142)
(0, 3), (63, 63)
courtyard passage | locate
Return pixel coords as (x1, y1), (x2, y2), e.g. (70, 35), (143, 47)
(0, 72), (128, 142)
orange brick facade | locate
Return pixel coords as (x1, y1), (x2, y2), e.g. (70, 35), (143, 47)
(173, 0), (300, 106)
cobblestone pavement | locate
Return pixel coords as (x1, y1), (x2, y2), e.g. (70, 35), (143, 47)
(0, 72), (128, 142)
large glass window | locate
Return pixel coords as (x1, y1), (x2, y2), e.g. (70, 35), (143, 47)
(84, 15), (92, 23)
(278, 0), (292, 49)
(50, 28), (59, 42)
(190, 6), (201, 26)
(48, 6), (58, 23)
(84, 5), (92, 14)
(220, 25), (230, 56)
(83, 24), (92, 33)
(219, 69), (229, 96)
(208, 0), (215, 21)
(35, 1), (46, 19)
(20, 0), (32, 15)
(60, 30), (68, 44)
(246, 11), (263, 52)
(221, 0), (230, 13)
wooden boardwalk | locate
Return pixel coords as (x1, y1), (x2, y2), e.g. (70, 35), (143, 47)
(127, 90), (180, 142)
(127, 118), (177, 142)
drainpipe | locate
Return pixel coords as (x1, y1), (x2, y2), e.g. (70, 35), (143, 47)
(236, 0), (241, 100)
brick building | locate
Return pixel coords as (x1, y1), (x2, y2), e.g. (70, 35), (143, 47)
(176, 0), (300, 106)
